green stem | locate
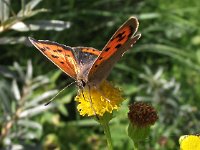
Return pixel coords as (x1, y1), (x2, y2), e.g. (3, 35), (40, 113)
(133, 141), (139, 150)
(97, 113), (113, 150)
(101, 121), (113, 150)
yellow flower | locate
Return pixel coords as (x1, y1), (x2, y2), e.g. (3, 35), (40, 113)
(75, 80), (124, 116)
(179, 135), (200, 150)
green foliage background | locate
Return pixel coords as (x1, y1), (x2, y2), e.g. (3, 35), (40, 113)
(0, 0), (200, 149)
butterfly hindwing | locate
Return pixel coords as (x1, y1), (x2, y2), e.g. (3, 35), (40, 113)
(73, 47), (100, 65)
(73, 47), (100, 81)
(88, 17), (141, 85)
(29, 37), (78, 79)
(77, 47), (101, 56)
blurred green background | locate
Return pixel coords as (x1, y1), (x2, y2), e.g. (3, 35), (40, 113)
(0, 0), (200, 149)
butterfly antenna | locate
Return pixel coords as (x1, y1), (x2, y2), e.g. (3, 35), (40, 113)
(44, 81), (76, 106)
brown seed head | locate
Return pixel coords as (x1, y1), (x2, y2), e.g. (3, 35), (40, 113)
(128, 102), (158, 127)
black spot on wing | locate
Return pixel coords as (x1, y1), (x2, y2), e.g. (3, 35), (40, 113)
(40, 48), (46, 52)
(110, 31), (125, 42)
(57, 49), (62, 52)
(104, 47), (110, 52)
(117, 35), (126, 42)
(116, 31), (125, 39)
(115, 44), (122, 48)
(66, 55), (70, 57)
(60, 61), (64, 64)
(110, 26), (133, 43)
(45, 46), (50, 50)
(51, 55), (59, 58)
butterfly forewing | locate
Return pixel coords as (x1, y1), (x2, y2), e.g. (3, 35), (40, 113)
(29, 37), (78, 79)
(88, 17), (141, 85)
(73, 47), (100, 65)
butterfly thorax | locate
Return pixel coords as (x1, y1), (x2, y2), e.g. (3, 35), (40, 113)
(77, 79), (87, 89)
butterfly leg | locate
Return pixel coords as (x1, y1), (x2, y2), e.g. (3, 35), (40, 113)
(87, 86), (99, 119)
(79, 86), (99, 119)
(78, 88), (90, 102)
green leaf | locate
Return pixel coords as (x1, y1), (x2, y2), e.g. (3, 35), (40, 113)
(18, 0), (42, 16)
(0, 0), (10, 22)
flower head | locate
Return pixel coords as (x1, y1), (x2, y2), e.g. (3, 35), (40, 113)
(127, 102), (158, 143)
(128, 102), (158, 127)
(179, 135), (200, 150)
(75, 80), (124, 116)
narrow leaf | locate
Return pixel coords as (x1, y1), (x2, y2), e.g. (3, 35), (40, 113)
(12, 80), (21, 100)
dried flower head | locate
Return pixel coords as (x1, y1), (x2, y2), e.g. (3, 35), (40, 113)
(128, 102), (158, 127)
(75, 80), (124, 116)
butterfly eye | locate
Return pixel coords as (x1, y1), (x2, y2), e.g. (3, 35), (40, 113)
(81, 80), (86, 87)
(77, 80), (86, 88)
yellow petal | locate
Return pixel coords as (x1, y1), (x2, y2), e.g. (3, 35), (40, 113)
(75, 80), (124, 116)
(179, 135), (200, 150)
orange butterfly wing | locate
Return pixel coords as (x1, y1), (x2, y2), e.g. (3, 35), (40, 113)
(29, 37), (78, 79)
(88, 17), (141, 86)
(78, 47), (101, 56)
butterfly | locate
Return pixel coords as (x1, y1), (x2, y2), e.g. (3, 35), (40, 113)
(29, 17), (141, 89)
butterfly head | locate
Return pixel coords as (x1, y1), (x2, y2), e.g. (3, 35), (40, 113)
(77, 79), (87, 89)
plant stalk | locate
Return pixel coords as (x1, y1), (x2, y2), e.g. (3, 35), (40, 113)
(101, 120), (113, 150)
(133, 141), (139, 150)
